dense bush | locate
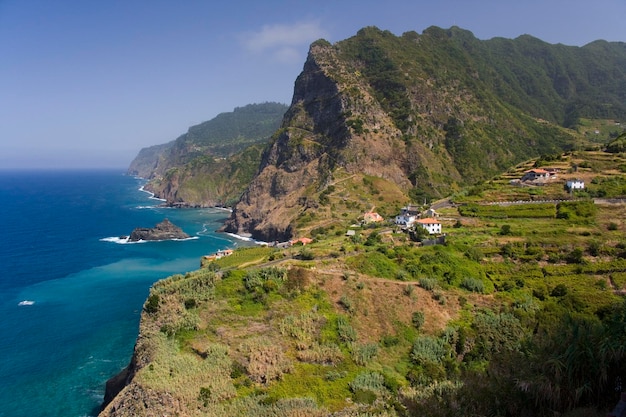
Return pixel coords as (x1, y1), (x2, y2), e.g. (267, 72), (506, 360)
(412, 311), (425, 330)
(411, 335), (449, 365)
(144, 294), (160, 314)
(460, 277), (485, 293)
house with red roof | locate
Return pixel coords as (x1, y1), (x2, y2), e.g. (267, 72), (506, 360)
(416, 217), (442, 235)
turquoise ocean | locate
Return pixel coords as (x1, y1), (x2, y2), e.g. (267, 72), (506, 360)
(0, 170), (243, 417)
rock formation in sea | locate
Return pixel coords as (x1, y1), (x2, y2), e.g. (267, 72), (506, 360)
(128, 219), (190, 242)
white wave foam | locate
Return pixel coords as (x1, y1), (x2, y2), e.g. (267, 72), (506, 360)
(213, 206), (233, 212)
(100, 236), (131, 244)
(137, 185), (166, 201)
(223, 232), (267, 245)
(100, 236), (199, 244)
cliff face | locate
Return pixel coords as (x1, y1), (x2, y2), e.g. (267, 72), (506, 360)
(142, 144), (265, 208)
(126, 103), (288, 206)
(127, 142), (173, 179)
(217, 36), (539, 241)
(221, 42), (417, 241)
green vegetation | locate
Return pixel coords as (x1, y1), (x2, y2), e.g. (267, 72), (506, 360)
(115, 24), (626, 412)
(121, 150), (626, 416)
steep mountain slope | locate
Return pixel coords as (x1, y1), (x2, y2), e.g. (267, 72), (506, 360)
(223, 27), (626, 241)
(145, 145), (265, 207)
(128, 102), (288, 179)
(126, 102), (288, 206)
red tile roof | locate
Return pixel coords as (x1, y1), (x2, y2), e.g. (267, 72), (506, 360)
(417, 217), (440, 224)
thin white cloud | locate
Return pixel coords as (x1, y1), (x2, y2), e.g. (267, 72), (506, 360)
(241, 21), (328, 63)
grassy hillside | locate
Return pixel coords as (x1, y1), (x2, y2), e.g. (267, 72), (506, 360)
(103, 149), (626, 417)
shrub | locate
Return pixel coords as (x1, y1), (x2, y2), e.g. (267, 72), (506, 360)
(556, 200), (597, 223)
(411, 335), (448, 365)
(344, 251), (399, 279)
(285, 267), (311, 294)
(244, 267), (287, 293)
(412, 311), (425, 330)
(419, 277), (437, 291)
(566, 248), (585, 264)
(471, 311), (524, 359)
(350, 342), (379, 365)
(500, 224), (512, 235)
(339, 295), (354, 313)
(198, 387), (212, 407)
(380, 335), (400, 347)
(241, 337), (293, 383)
(460, 277), (485, 293)
(465, 246), (484, 261)
(349, 371), (386, 397)
(296, 343), (344, 365)
(145, 294), (160, 314)
(403, 284), (415, 297)
(551, 283), (568, 297)
(396, 270), (408, 281)
(325, 370), (348, 381)
(298, 247), (315, 260)
(336, 316), (357, 343)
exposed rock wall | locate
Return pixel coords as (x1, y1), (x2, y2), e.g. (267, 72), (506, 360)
(221, 42), (413, 242)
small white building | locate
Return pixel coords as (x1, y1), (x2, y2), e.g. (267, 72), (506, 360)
(423, 208), (439, 218)
(566, 179), (585, 191)
(395, 205), (420, 227)
(416, 218), (442, 235)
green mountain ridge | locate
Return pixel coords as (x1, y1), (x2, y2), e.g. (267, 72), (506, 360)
(222, 26), (626, 241)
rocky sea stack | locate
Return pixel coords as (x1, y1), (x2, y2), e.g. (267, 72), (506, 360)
(128, 219), (190, 242)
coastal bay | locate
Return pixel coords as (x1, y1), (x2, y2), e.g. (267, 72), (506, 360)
(0, 170), (241, 417)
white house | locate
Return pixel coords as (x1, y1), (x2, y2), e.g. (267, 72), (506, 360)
(416, 218), (442, 235)
(395, 205), (420, 227)
(566, 179), (585, 191)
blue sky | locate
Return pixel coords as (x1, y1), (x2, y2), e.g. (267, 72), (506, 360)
(1, 0), (624, 169)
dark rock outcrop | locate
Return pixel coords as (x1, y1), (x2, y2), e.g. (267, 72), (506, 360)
(128, 219), (190, 242)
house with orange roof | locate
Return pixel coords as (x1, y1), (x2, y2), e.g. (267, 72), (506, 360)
(363, 211), (384, 223)
(416, 217), (442, 235)
(521, 168), (557, 182)
(290, 237), (313, 246)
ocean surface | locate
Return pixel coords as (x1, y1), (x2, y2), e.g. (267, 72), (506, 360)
(0, 169), (244, 417)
